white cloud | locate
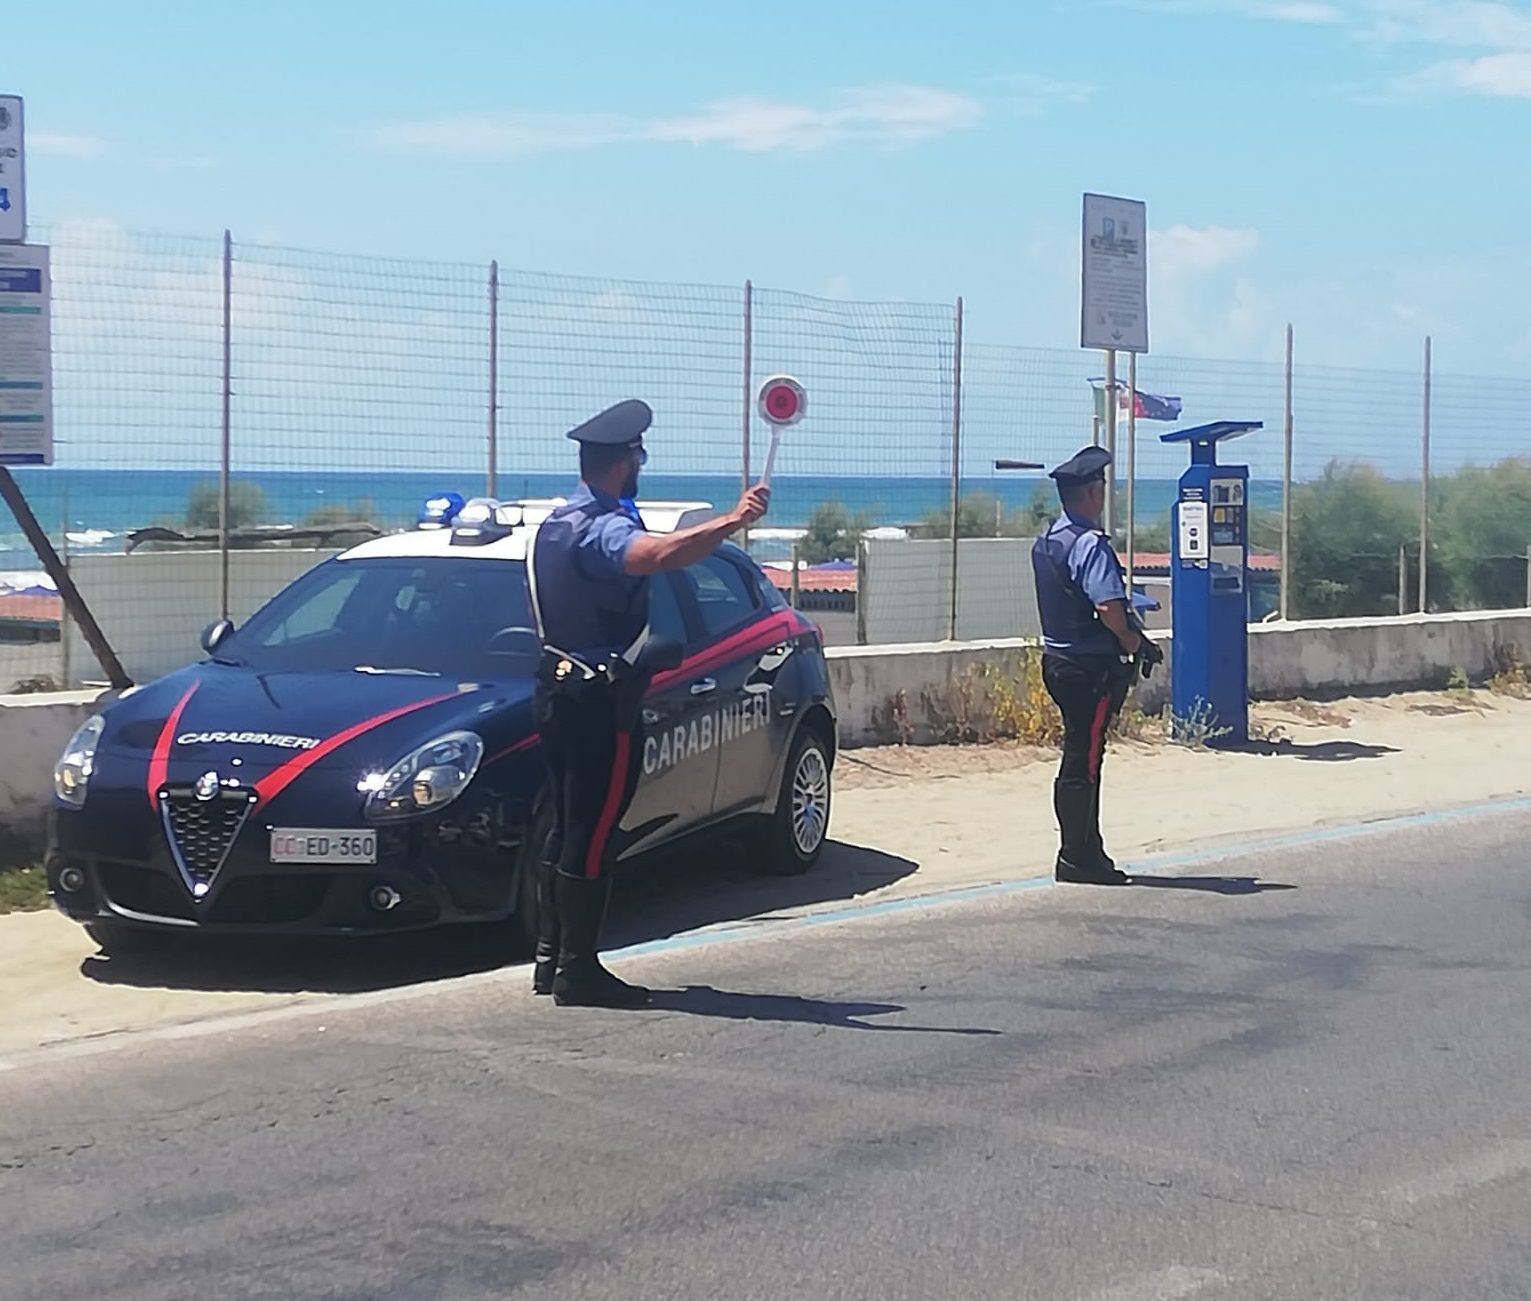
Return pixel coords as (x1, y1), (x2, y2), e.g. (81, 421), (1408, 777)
(1120, 0), (1344, 22)
(1151, 224), (1261, 274)
(1148, 225), (1271, 355)
(374, 84), (985, 158)
(1361, 0), (1531, 49)
(1396, 47), (1531, 93)
(28, 131), (107, 160)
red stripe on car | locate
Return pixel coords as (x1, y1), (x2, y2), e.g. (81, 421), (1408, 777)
(146, 683), (200, 809)
(648, 610), (803, 694)
(253, 692), (459, 811)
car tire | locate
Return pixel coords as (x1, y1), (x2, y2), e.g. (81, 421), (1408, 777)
(83, 921), (173, 959)
(750, 726), (832, 876)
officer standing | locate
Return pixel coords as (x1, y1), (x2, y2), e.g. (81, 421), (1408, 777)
(527, 399), (770, 1008)
(1031, 446), (1162, 885)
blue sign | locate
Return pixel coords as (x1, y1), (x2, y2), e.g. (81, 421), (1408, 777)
(0, 266), (40, 293)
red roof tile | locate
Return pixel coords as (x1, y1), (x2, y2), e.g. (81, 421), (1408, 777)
(0, 594), (63, 624)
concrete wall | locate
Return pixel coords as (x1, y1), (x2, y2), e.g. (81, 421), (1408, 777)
(0, 641), (63, 693)
(5, 610), (1530, 854)
(0, 690), (106, 853)
(861, 539), (1041, 645)
(63, 548), (339, 687)
(1248, 609), (1531, 700)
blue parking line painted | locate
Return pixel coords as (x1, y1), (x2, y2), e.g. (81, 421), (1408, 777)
(609, 794), (1531, 964)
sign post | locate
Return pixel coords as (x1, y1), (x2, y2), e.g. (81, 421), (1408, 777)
(1081, 193), (1148, 540)
(0, 94), (128, 688)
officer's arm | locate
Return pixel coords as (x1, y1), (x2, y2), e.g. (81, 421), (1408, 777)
(1076, 536), (1142, 656)
(1097, 600), (1143, 656)
(623, 486), (770, 576)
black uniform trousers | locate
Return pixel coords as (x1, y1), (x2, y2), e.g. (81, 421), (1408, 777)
(1042, 651), (1132, 866)
(533, 679), (646, 884)
(530, 670), (649, 977)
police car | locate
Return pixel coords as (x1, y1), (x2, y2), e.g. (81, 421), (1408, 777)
(46, 495), (837, 953)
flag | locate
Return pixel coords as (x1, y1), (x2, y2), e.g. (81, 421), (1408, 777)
(1089, 379), (1183, 423)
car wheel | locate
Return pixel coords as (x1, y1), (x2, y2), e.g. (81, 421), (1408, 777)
(751, 727), (832, 876)
(83, 921), (173, 959)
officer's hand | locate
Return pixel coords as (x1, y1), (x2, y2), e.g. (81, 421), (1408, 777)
(1137, 637), (1164, 679)
(732, 483), (770, 526)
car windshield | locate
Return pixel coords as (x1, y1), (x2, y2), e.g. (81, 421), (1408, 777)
(222, 557), (539, 679)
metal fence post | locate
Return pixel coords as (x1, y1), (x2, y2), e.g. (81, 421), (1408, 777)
(1525, 543), (1530, 609)
(790, 539), (801, 609)
(219, 229), (233, 623)
(1125, 351), (1137, 593)
(1419, 335), (1432, 615)
(486, 260), (499, 497)
(741, 279), (753, 551)
(1398, 544), (1406, 617)
(856, 538), (869, 645)
(1281, 323), (1293, 621)
(948, 296), (964, 640)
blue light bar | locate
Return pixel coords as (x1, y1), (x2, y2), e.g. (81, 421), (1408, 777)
(417, 492), (466, 530)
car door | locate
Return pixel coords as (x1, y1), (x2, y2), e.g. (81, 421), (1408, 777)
(676, 551), (786, 818)
(617, 570), (722, 858)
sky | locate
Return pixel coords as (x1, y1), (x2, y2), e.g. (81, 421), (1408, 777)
(11, 0), (1531, 375)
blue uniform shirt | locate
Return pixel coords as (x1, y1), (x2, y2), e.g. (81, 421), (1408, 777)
(1033, 511), (1127, 660)
(530, 483), (650, 661)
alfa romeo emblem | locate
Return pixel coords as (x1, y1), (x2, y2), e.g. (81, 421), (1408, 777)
(194, 771), (220, 802)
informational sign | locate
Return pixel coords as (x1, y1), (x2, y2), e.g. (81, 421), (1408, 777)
(0, 96), (24, 244)
(1081, 192), (1147, 353)
(1177, 498), (1207, 565)
(0, 243), (52, 466)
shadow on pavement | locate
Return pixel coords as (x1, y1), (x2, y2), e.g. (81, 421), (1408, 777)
(1129, 875), (1297, 895)
(77, 839), (918, 997)
(1232, 739), (1398, 762)
(645, 985), (1001, 1035)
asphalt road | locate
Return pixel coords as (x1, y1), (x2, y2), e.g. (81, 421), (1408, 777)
(4, 803), (1530, 1300)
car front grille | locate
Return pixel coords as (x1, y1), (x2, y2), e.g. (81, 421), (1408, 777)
(159, 786), (257, 893)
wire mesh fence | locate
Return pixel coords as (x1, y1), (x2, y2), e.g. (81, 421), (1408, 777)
(3, 223), (1531, 690)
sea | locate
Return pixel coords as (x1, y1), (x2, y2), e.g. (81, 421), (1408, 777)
(0, 468), (1284, 583)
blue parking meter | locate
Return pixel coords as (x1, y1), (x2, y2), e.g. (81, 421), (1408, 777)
(1159, 420), (1262, 745)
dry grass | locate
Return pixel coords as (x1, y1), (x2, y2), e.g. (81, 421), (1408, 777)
(0, 865), (48, 915)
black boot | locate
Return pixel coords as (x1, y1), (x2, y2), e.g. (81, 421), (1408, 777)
(531, 850), (560, 996)
(551, 874), (649, 1008)
(1088, 783), (1117, 872)
(1054, 779), (1129, 885)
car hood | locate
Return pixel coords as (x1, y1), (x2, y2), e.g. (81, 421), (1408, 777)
(101, 664), (534, 786)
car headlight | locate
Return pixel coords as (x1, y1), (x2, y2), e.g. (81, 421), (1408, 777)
(54, 715), (105, 809)
(362, 731), (484, 821)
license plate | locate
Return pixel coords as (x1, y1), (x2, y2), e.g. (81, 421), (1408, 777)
(270, 829), (377, 865)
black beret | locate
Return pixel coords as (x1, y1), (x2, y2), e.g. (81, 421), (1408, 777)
(1048, 445), (1113, 487)
(565, 399), (652, 447)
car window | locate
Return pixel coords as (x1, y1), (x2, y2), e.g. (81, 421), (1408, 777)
(683, 554), (759, 640)
(257, 571), (363, 647)
(648, 573), (688, 644)
(230, 558), (537, 678)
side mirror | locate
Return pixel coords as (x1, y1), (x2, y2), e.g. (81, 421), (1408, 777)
(201, 619), (236, 655)
(638, 636), (684, 673)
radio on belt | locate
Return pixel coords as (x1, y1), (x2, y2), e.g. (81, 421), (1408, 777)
(1159, 420), (1263, 746)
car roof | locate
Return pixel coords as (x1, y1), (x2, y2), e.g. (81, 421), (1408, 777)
(337, 498), (718, 565)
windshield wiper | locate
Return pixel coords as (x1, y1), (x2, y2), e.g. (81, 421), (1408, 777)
(353, 665), (440, 677)
(209, 654), (247, 667)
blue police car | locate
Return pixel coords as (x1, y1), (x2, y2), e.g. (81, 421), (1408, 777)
(46, 496), (837, 954)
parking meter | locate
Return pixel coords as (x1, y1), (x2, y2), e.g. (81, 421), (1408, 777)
(1159, 420), (1262, 745)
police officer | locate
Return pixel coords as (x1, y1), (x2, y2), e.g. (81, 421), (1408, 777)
(1031, 446), (1163, 885)
(526, 399), (770, 1008)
